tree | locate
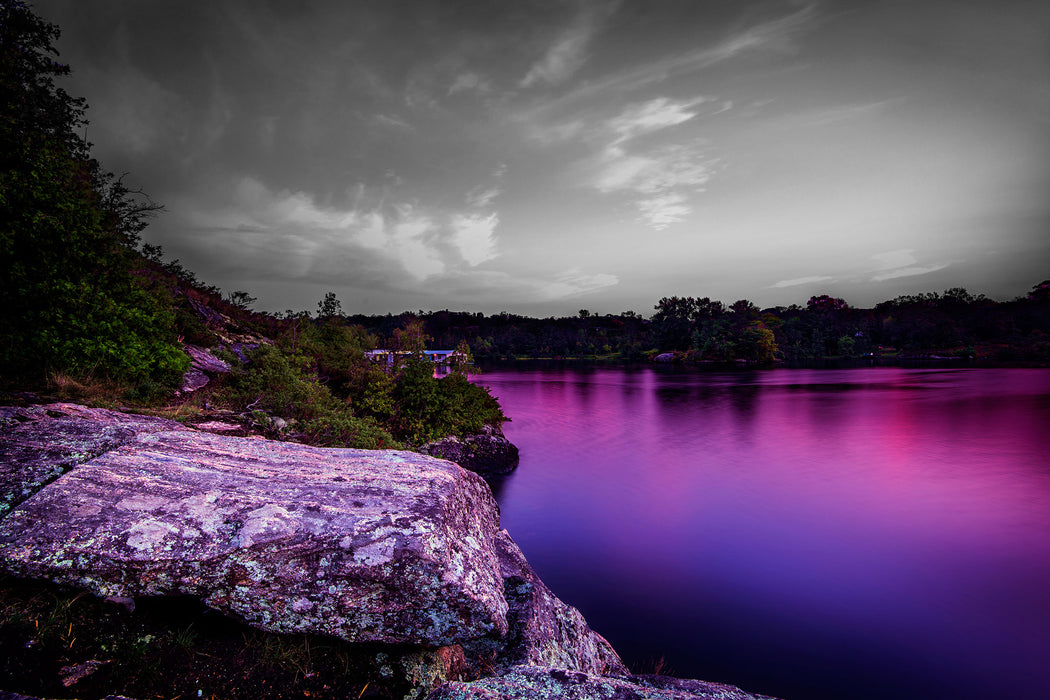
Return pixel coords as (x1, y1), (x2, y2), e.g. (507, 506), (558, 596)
(317, 291), (342, 318)
(806, 295), (850, 313)
(227, 290), (257, 310)
(392, 318), (430, 354)
(652, 296), (700, 351)
(0, 1), (188, 385)
(1, 0), (89, 159)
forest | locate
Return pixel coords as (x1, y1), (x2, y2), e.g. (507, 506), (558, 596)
(348, 283), (1050, 366)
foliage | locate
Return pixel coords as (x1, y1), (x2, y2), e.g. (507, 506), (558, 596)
(0, 0), (187, 389)
(316, 291), (342, 318)
(214, 310), (506, 448)
(388, 357), (504, 445)
(219, 345), (336, 422)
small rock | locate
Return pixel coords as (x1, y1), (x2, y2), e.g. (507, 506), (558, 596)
(60, 659), (112, 687)
(420, 425), (519, 476)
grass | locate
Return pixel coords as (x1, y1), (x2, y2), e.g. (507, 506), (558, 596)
(0, 576), (431, 699)
(45, 373), (127, 407)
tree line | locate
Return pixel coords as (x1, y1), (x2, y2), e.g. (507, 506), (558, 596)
(342, 283), (1050, 365)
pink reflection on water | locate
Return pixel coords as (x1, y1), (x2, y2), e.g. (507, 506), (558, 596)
(476, 367), (1050, 699)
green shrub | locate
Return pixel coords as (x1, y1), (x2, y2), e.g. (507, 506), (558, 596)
(218, 345), (335, 421)
(389, 357), (505, 445)
(300, 414), (399, 450)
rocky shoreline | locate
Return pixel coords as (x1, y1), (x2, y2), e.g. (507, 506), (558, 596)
(0, 402), (777, 700)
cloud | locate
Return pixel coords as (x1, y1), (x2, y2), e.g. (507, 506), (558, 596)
(589, 139), (717, 229)
(465, 184), (502, 209)
(770, 275), (835, 288)
(871, 249), (919, 270)
(517, 2), (818, 120)
(374, 113), (414, 130)
(519, 1), (622, 88)
(765, 100), (903, 131)
(607, 96), (708, 143)
(450, 212), (499, 266)
(872, 264), (951, 282)
(520, 23), (595, 88)
(390, 206), (445, 279)
(541, 269), (620, 300)
(545, 96), (717, 229)
(635, 193), (692, 229)
(869, 249), (950, 281)
(426, 266), (619, 305)
(182, 177), (448, 281)
(447, 71), (489, 96)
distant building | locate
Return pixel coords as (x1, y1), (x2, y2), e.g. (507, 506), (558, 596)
(365, 349), (466, 369)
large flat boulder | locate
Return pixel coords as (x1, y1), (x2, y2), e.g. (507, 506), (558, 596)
(0, 403), (621, 675)
(0, 410), (508, 645)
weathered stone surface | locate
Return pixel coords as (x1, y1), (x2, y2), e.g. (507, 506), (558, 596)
(465, 531), (625, 676)
(0, 403), (785, 700)
(0, 404), (180, 517)
(420, 426), (520, 476)
(0, 403), (624, 677)
(0, 403), (184, 433)
(0, 413), (509, 646)
(184, 345), (232, 375)
(180, 345), (232, 394)
(426, 666), (781, 700)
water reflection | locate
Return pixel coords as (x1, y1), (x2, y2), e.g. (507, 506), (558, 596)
(475, 367), (1050, 700)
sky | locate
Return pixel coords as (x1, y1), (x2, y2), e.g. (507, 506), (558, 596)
(33, 0), (1050, 317)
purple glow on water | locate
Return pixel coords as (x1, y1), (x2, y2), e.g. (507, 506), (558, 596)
(475, 367), (1050, 700)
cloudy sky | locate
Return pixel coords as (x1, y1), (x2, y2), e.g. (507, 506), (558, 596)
(35, 0), (1050, 316)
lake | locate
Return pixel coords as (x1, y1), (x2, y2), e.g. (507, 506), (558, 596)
(473, 365), (1050, 700)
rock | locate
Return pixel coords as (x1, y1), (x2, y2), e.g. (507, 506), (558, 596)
(463, 530), (625, 675)
(221, 342), (258, 364)
(60, 659), (112, 687)
(0, 425), (508, 646)
(0, 403), (781, 700)
(653, 352), (677, 363)
(191, 420), (243, 433)
(180, 345), (232, 394)
(0, 403), (615, 675)
(420, 425), (519, 476)
(425, 666), (781, 700)
(184, 345), (232, 375)
(0, 404), (180, 517)
(180, 368), (211, 393)
(399, 645), (470, 698)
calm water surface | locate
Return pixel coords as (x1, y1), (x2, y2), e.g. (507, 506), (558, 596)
(474, 366), (1050, 700)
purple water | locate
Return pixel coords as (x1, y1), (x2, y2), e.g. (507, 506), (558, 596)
(474, 366), (1050, 700)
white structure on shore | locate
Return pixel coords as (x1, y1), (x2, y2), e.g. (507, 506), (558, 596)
(365, 349), (466, 368)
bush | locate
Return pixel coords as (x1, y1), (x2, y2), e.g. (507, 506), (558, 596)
(389, 357), (505, 445)
(300, 414), (398, 450)
(218, 345), (335, 421)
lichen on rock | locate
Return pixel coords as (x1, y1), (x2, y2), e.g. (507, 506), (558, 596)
(426, 665), (781, 700)
(0, 408), (511, 646)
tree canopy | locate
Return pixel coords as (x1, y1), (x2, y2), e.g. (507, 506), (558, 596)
(0, 0), (187, 386)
